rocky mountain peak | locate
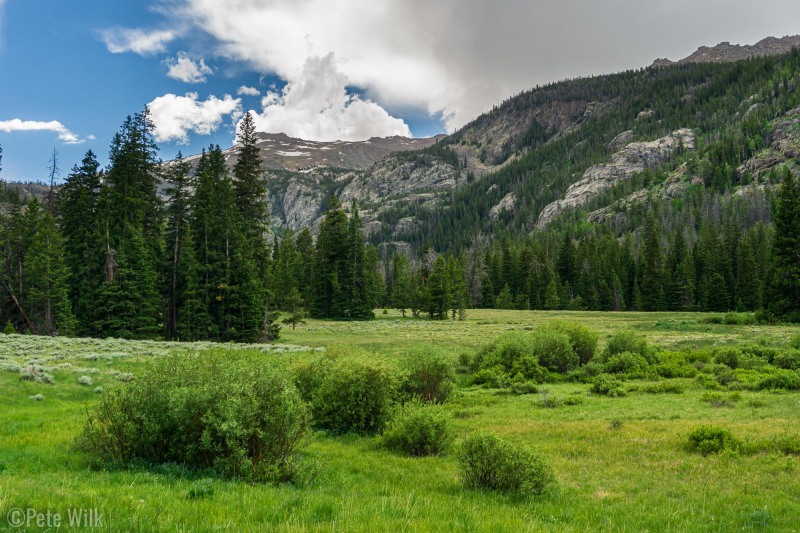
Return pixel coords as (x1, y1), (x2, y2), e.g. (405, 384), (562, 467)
(651, 35), (800, 67)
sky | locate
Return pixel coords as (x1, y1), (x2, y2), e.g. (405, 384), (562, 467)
(1, 0), (800, 182)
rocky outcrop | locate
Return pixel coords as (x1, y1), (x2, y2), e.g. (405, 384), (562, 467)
(738, 105), (800, 179)
(489, 193), (517, 221)
(651, 35), (800, 67)
(535, 129), (695, 229)
(609, 131), (634, 151)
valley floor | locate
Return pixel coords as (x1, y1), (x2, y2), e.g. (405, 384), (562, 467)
(1, 310), (799, 531)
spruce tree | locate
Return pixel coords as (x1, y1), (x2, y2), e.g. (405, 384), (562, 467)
(57, 151), (102, 334)
(391, 253), (412, 317)
(768, 168), (800, 318)
(163, 152), (194, 339)
(311, 197), (349, 319)
(95, 109), (163, 338)
(640, 215), (665, 311)
(23, 200), (75, 335)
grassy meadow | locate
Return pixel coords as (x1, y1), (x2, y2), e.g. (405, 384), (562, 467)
(1, 310), (800, 531)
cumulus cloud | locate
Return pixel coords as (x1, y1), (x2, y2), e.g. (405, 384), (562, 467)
(165, 52), (213, 83)
(100, 27), (178, 55)
(0, 119), (84, 144)
(158, 0), (800, 133)
(147, 92), (242, 143)
(237, 85), (260, 96)
(249, 54), (410, 141)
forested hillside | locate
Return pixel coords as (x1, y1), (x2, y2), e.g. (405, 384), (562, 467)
(2, 49), (800, 339)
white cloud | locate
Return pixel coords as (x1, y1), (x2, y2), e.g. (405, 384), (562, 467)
(100, 27), (177, 55)
(0, 119), (84, 144)
(147, 92), (242, 143)
(249, 54), (410, 141)
(164, 52), (213, 83)
(158, 0), (800, 134)
(237, 85), (260, 96)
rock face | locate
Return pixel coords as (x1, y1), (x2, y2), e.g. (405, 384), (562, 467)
(651, 35), (800, 67)
(738, 105), (800, 178)
(535, 129), (695, 229)
(489, 193), (517, 221)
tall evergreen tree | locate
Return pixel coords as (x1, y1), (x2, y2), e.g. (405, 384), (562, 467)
(58, 151), (102, 334)
(23, 200), (75, 335)
(768, 168), (800, 318)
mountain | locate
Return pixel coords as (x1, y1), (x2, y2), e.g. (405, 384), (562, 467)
(651, 35), (800, 67)
(167, 37), (799, 253)
(187, 132), (444, 173)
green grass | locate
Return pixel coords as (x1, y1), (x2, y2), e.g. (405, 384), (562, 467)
(1, 310), (799, 531)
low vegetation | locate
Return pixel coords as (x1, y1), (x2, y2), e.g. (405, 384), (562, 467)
(2, 309), (800, 530)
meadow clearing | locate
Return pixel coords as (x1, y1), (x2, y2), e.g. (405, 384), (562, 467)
(1, 310), (799, 532)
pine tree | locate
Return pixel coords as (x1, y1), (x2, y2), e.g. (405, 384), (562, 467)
(282, 287), (306, 330)
(768, 168), (800, 319)
(640, 215), (665, 311)
(311, 197), (349, 319)
(95, 109), (163, 338)
(425, 255), (452, 320)
(391, 253), (412, 317)
(23, 200), (75, 335)
(163, 152), (194, 339)
(57, 151), (102, 335)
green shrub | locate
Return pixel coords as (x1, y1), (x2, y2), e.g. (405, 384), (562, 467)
(2, 320), (14, 334)
(640, 381), (685, 394)
(537, 391), (563, 408)
(311, 352), (404, 435)
(401, 345), (456, 403)
(591, 374), (626, 396)
(380, 401), (454, 456)
(687, 425), (741, 455)
(510, 380), (539, 395)
(604, 352), (649, 374)
(473, 366), (511, 389)
(757, 369), (800, 391)
(563, 393), (585, 405)
(475, 332), (547, 382)
(700, 391), (740, 407)
(77, 350), (310, 483)
(773, 349), (800, 370)
(459, 432), (555, 495)
(723, 312), (756, 325)
(543, 321), (598, 365)
(531, 329), (579, 374)
(603, 331), (653, 363)
(790, 334), (800, 350)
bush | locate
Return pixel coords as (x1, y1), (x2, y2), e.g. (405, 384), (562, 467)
(401, 345), (455, 403)
(591, 374), (626, 396)
(472, 366), (511, 389)
(2, 320), (14, 334)
(687, 425), (741, 455)
(459, 432), (555, 495)
(543, 321), (598, 365)
(380, 400), (454, 456)
(530, 329), (579, 374)
(603, 331), (653, 363)
(790, 334), (800, 351)
(537, 390), (563, 408)
(773, 349), (800, 370)
(311, 352), (404, 435)
(510, 380), (539, 395)
(604, 352), (649, 374)
(475, 332), (545, 381)
(723, 312), (756, 325)
(77, 350), (310, 483)
(640, 381), (685, 394)
(757, 369), (800, 391)
(78, 375), (93, 386)
(563, 393), (585, 405)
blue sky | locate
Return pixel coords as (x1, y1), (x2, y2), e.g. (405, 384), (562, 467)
(0, 0), (444, 181)
(2, 0), (800, 182)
